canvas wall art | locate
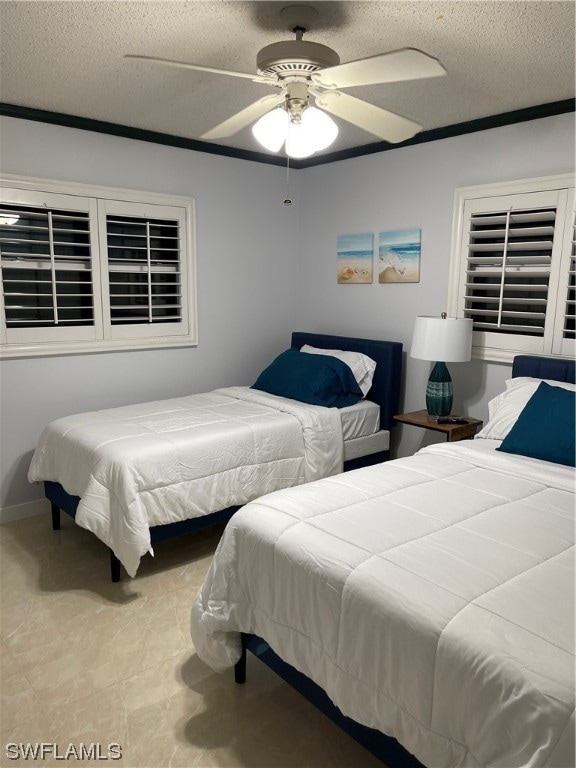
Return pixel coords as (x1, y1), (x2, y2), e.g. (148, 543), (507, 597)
(378, 228), (421, 283)
(337, 232), (373, 284)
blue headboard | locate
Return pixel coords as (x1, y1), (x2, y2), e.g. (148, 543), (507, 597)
(291, 332), (403, 431)
(512, 355), (576, 383)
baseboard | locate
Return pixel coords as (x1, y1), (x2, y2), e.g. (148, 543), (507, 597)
(0, 498), (50, 524)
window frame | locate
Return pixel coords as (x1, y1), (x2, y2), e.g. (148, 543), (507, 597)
(447, 173), (575, 363)
(0, 174), (197, 358)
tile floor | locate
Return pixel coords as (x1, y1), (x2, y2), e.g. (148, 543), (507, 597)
(0, 513), (385, 767)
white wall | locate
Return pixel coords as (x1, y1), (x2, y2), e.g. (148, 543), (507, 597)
(295, 112), (575, 456)
(0, 117), (301, 511)
(1, 112), (574, 514)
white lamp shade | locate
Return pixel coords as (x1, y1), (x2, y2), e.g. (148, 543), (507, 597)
(410, 316), (473, 362)
(252, 108), (289, 152)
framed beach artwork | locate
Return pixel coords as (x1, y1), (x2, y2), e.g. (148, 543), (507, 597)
(378, 228), (421, 283)
(337, 232), (373, 284)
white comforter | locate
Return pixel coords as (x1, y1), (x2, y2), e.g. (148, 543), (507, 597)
(191, 440), (575, 768)
(28, 386), (344, 576)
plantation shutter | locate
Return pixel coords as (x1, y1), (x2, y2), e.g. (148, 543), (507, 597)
(453, 188), (571, 358)
(0, 190), (101, 345)
(98, 199), (190, 341)
(564, 211), (575, 339)
(552, 205), (576, 357)
(1, 176), (196, 358)
(464, 206), (554, 336)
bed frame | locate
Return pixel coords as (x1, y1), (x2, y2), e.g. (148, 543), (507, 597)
(233, 353), (575, 768)
(512, 353), (576, 382)
(45, 332), (403, 581)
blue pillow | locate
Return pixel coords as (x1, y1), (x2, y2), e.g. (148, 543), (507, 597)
(497, 381), (575, 467)
(252, 349), (363, 408)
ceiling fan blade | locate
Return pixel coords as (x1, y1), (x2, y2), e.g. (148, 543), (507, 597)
(316, 90), (422, 144)
(312, 48), (446, 90)
(201, 94), (284, 140)
(124, 55), (275, 85)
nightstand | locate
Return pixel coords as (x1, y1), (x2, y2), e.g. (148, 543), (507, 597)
(394, 410), (483, 442)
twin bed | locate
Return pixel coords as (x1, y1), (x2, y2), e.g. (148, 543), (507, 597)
(191, 354), (575, 768)
(28, 332), (403, 580)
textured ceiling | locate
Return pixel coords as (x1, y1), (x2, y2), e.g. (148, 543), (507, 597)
(0, 1), (574, 162)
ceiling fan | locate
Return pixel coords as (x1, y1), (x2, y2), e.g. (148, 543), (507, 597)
(125, 4), (447, 157)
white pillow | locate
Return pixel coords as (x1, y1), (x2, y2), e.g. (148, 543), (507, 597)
(300, 344), (377, 397)
(505, 376), (576, 392)
(476, 377), (576, 441)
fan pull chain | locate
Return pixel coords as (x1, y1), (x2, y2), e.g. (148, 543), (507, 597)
(283, 157), (293, 206)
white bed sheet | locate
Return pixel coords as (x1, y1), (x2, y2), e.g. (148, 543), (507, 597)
(28, 386), (344, 577)
(339, 398), (380, 441)
(191, 440), (575, 768)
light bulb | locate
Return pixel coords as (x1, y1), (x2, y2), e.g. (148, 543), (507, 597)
(253, 105), (338, 158)
(300, 107), (338, 151)
(285, 122), (317, 158)
(252, 108), (289, 152)
(285, 107), (338, 158)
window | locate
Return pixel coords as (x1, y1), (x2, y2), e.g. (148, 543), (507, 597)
(557, 208), (576, 355)
(0, 175), (196, 357)
(448, 174), (575, 362)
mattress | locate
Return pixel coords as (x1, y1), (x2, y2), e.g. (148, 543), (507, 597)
(339, 398), (380, 440)
(191, 439), (575, 768)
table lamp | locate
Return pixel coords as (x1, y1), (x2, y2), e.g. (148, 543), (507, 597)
(410, 313), (473, 417)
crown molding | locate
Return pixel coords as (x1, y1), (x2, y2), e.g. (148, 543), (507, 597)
(1, 98), (574, 170)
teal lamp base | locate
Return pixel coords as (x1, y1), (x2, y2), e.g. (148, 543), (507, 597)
(426, 361), (453, 417)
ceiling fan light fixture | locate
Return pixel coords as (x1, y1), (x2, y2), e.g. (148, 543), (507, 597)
(285, 122), (316, 158)
(252, 107), (290, 152)
(301, 106), (338, 151)
(285, 107), (338, 158)
(253, 104), (338, 158)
